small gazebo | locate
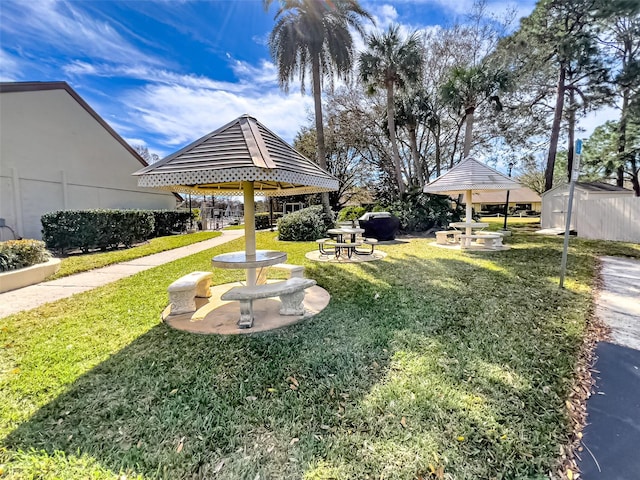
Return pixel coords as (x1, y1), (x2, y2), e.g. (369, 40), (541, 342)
(424, 157), (520, 237)
(134, 114), (339, 285)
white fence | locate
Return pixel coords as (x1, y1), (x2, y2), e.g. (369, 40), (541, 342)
(577, 196), (640, 243)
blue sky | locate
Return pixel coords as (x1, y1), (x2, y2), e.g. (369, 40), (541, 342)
(5, 0), (607, 162)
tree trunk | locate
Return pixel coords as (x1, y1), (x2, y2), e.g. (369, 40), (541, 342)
(435, 123), (441, 177)
(311, 55), (332, 216)
(617, 87), (630, 187)
(545, 65), (566, 192)
(631, 158), (640, 196)
(450, 117), (464, 168)
(462, 106), (475, 157)
(566, 89), (576, 183)
(408, 125), (424, 187)
(386, 82), (405, 196)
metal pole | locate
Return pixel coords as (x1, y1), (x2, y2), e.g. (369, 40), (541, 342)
(503, 163), (514, 230)
(560, 139), (582, 288)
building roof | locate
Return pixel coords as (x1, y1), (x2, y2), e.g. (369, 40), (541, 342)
(575, 181), (632, 192)
(424, 156), (520, 194)
(542, 181), (634, 197)
(134, 114), (339, 196)
(465, 187), (541, 204)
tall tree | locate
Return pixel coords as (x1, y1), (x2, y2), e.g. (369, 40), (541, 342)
(514, 0), (603, 191)
(393, 89), (435, 187)
(440, 64), (509, 160)
(595, 0), (640, 187)
(266, 0), (372, 215)
(359, 25), (424, 196)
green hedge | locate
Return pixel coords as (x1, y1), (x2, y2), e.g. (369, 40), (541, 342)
(255, 212), (283, 230)
(41, 210), (156, 253)
(337, 206), (367, 222)
(0, 239), (51, 272)
(388, 191), (464, 232)
(151, 211), (194, 237)
(277, 205), (334, 241)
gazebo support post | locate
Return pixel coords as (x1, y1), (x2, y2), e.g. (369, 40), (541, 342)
(243, 180), (257, 286)
(465, 189), (473, 237)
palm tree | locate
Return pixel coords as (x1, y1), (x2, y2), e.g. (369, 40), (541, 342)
(266, 0), (372, 215)
(440, 64), (509, 160)
(393, 88), (436, 187)
(359, 25), (424, 197)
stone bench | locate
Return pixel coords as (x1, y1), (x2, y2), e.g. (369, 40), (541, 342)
(475, 231), (504, 247)
(435, 230), (461, 245)
(255, 263), (304, 285)
(459, 233), (502, 249)
(221, 277), (317, 328)
(167, 271), (212, 316)
(270, 263), (304, 278)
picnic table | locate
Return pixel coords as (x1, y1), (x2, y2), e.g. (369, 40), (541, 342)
(318, 227), (376, 259)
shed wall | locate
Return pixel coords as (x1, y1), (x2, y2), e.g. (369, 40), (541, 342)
(577, 197), (640, 243)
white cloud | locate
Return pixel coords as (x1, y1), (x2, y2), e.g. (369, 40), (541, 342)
(0, 49), (21, 81)
(63, 60), (256, 93)
(126, 84), (313, 148)
(0, 0), (164, 68)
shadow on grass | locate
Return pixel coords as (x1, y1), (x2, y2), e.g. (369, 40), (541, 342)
(2, 233), (608, 479)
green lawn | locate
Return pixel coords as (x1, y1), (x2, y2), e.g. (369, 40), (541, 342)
(1, 232), (638, 479)
(49, 231), (222, 279)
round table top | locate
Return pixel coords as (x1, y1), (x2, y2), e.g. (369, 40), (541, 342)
(449, 222), (489, 229)
(328, 227), (365, 235)
(211, 250), (287, 269)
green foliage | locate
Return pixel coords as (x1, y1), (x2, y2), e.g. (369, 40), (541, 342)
(277, 205), (334, 241)
(0, 239), (50, 271)
(150, 211), (194, 237)
(388, 190), (464, 232)
(41, 210), (156, 253)
(337, 206), (367, 222)
(255, 212), (282, 230)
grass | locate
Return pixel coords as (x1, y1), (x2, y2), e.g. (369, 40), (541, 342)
(1, 231), (639, 479)
(49, 231), (222, 279)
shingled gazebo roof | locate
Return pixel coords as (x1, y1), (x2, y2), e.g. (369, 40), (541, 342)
(134, 114), (339, 196)
(424, 157), (520, 194)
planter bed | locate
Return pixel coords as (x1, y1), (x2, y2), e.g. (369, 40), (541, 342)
(0, 258), (61, 293)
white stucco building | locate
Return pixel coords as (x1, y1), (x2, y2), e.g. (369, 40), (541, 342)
(0, 82), (177, 240)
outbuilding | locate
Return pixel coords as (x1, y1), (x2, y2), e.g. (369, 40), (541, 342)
(541, 182), (637, 241)
(0, 82), (177, 240)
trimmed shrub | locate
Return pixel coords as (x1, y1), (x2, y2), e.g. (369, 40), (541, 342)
(41, 210), (155, 253)
(151, 211), (194, 237)
(277, 205), (334, 241)
(337, 206), (367, 222)
(388, 190), (464, 232)
(255, 212), (283, 230)
(0, 239), (51, 272)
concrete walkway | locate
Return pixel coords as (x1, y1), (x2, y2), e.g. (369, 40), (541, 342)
(578, 256), (640, 479)
(0, 229), (244, 319)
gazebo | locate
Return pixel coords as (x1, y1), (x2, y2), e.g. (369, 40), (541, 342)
(134, 114), (339, 286)
(424, 157), (520, 238)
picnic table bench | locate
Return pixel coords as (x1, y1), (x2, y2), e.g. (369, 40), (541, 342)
(221, 277), (316, 328)
(459, 233), (502, 249)
(167, 271), (212, 316)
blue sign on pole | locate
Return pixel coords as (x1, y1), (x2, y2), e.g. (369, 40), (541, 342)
(575, 139), (583, 155)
